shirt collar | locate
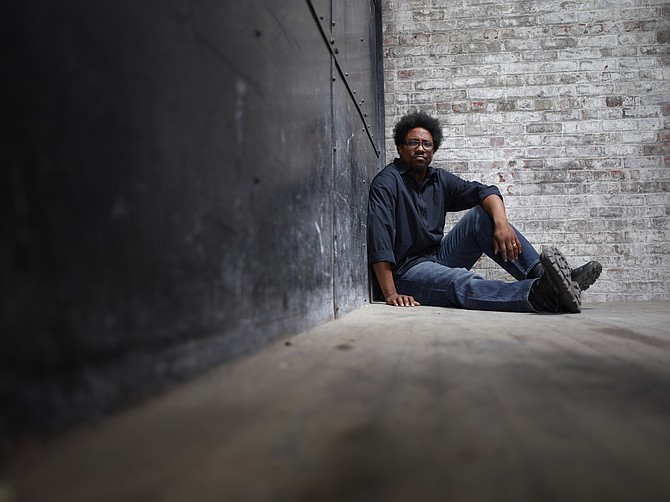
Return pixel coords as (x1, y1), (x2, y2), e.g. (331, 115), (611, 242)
(393, 157), (438, 181)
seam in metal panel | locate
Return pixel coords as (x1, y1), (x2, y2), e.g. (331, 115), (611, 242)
(328, 0), (338, 317)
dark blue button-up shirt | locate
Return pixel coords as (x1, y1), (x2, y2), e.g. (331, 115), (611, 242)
(367, 158), (502, 278)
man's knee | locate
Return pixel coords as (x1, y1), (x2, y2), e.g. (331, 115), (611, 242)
(460, 205), (492, 232)
(468, 205), (488, 220)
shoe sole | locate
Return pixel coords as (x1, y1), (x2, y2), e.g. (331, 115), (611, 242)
(540, 246), (582, 313)
(574, 262), (602, 291)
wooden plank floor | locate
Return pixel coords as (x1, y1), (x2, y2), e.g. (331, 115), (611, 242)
(2, 302), (670, 502)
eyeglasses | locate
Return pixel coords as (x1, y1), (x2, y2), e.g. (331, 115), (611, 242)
(403, 139), (433, 150)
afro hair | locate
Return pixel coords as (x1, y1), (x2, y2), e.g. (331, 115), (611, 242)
(393, 111), (443, 152)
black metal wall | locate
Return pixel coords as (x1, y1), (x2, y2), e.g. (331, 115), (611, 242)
(0, 0), (383, 448)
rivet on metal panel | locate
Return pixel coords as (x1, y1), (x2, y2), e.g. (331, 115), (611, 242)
(364, 113), (368, 117)
(332, 77), (336, 81)
(353, 90), (356, 94)
(361, 38), (364, 42)
(330, 38), (335, 44)
(334, 48), (339, 54)
(345, 72), (349, 77)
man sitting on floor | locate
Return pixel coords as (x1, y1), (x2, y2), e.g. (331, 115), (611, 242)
(367, 110), (601, 313)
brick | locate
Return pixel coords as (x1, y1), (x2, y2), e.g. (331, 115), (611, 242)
(526, 123), (563, 134)
(541, 37), (579, 49)
(657, 29), (670, 44)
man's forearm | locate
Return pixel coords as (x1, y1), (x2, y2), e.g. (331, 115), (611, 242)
(481, 194), (508, 225)
(372, 261), (397, 300)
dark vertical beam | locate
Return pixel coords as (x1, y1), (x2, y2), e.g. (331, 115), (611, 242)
(330, 0), (381, 315)
(374, 0), (386, 169)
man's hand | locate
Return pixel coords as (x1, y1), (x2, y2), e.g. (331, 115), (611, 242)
(372, 261), (420, 307)
(482, 194), (522, 263)
(492, 221), (522, 262)
(385, 293), (421, 307)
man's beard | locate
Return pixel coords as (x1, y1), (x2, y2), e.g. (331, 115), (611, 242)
(408, 164), (427, 175)
(407, 157), (428, 174)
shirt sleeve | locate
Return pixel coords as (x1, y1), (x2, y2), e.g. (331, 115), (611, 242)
(441, 171), (502, 212)
(367, 174), (397, 265)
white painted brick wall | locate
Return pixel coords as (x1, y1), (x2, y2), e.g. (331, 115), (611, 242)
(382, 0), (670, 302)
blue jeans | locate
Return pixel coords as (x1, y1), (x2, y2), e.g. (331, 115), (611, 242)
(395, 206), (541, 312)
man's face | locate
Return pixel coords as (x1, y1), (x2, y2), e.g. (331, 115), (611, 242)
(397, 127), (434, 172)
